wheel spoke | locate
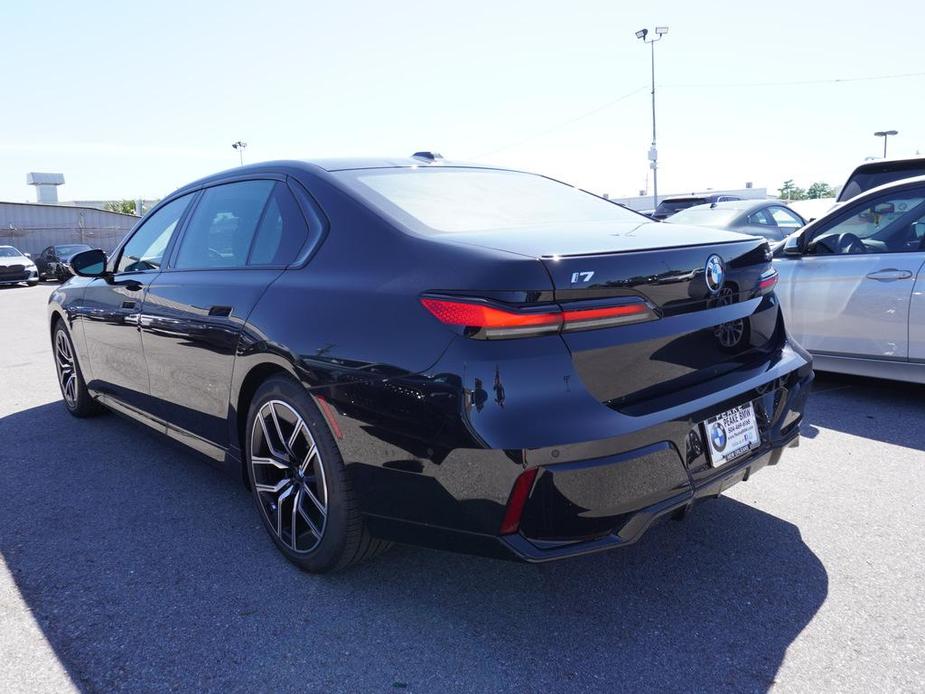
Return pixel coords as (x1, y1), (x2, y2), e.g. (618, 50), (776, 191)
(255, 478), (289, 495)
(291, 488), (302, 550)
(269, 403), (290, 455)
(276, 483), (294, 539)
(302, 483), (326, 517)
(287, 416), (304, 452)
(251, 456), (288, 470)
(298, 443), (317, 474)
(298, 502), (322, 538)
(258, 412), (286, 459)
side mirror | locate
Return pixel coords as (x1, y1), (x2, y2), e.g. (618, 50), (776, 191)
(24, 252), (31, 258)
(71, 249), (108, 277)
(782, 232), (804, 257)
(873, 202), (895, 215)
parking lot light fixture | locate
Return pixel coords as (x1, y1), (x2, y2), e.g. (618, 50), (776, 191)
(636, 26), (669, 211)
(232, 140), (248, 166)
(874, 130), (898, 158)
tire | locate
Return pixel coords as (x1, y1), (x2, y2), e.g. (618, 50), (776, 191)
(52, 322), (104, 418)
(27, 280), (39, 286)
(245, 375), (390, 573)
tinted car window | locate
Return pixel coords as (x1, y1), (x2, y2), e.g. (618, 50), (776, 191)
(654, 198), (707, 217)
(118, 194), (192, 272)
(336, 168), (644, 234)
(769, 206), (803, 230)
(174, 181), (274, 269)
(248, 183), (309, 265)
(838, 161), (925, 202)
(747, 209), (774, 226)
(810, 188), (925, 254)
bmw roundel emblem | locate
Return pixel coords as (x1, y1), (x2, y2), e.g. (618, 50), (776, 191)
(710, 421), (727, 452)
(705, 254), (725, 294)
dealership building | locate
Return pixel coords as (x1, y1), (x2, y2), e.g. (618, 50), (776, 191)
(0, 173), (141, 256)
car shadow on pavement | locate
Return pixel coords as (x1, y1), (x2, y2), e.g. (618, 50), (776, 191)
(807, 372), (925, 451)
(0, 401), (828, 693)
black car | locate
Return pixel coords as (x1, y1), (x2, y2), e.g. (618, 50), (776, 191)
(49, 156), (812, 573)
(35, 243), (93, 282)
(665, 200), (806, 242)
(652, 193), (743, 220)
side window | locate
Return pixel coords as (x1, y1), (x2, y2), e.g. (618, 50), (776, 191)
(248, 183), (310, 266)
(747, 209), (774, 226)
(174, 181), (274, 269)
(809, 189), (925, 255)
(769, 206), (804, 231)
(117, 194), (192, 273)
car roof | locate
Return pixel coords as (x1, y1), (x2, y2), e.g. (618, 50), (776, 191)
(846, 155), (925, 175)
(677, 199), (787, 213)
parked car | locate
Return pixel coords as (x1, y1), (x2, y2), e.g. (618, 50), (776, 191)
(652, 193), (743, 220)
(837, 156), (925, 203)
(775, 175), (925, 383)
(34, 243), (93, 282)
(0, 245), (39, 286)
(49, 157), (812, 573)
(665, 200), (806, 242)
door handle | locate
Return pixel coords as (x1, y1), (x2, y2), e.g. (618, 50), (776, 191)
(208, 305), (233, 317)
(865, 268), (913, 281)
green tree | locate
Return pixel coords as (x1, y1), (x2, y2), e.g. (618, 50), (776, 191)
(777, 180), (807, 201)
(104, 199), (137, 215)
(806, 181), (835, 199)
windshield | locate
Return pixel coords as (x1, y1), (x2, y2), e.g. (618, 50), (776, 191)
(56, 244), (92, 258)
(838, 162), (925, 202)
(666, 207), (739, 227)
(333, 168), (646, 234)
(0, 246), (24, 258)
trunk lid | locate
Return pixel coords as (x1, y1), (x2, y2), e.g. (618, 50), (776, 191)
(445, 221), (781, 411)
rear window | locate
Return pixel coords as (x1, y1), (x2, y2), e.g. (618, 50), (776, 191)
(838, 161), (925, 202)
(333, 168), (644, 234)
(665, 207), (739, 227)
(654, 198), (707, 216)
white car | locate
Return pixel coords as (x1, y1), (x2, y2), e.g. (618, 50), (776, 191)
(0, 245), (39, 286)
(775, 175), (925, 384)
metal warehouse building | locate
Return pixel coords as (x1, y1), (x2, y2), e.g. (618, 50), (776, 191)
(0, 202), (137, 256)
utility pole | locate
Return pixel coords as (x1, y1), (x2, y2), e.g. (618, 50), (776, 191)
(873, 130), (898, 158)
(636, 26), (668, 211)
(232, 140), (248, 166)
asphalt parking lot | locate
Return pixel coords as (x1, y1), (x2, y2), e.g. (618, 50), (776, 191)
(0, 282), (923, 693)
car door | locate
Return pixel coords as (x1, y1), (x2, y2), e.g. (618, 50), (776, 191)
(77, 194), (195, 410)
(775, 185), (925, 360)
(139, 178), (314, 450)
(36, 247), (52, 277)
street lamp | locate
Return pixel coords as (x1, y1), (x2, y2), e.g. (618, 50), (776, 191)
(873, 130), (898, 158)
(636, 26), (668, 211)
(232, 140), (248, 166)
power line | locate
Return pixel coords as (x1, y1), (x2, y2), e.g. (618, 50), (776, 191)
(661, 70), (925, 89)
(475, 86), (648, 157)
(476, 70), (925, 159)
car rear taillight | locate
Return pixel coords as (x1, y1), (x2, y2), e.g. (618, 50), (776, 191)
(758, 268), (778, 293)
(419, 297), (656, 339)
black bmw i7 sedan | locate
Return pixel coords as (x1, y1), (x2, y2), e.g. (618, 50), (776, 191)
(49, 155), (812, 572)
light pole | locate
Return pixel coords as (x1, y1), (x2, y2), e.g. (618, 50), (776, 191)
(636, 26), (668, 211)
(232, 140), (248, 166)
(873, 130), (898, 158)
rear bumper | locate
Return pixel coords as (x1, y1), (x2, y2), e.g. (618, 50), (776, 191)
(356, 359), (812, 562)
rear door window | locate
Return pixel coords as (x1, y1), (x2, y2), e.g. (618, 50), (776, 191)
(247, 183), (310, 266)
(174, 181), (275, 269)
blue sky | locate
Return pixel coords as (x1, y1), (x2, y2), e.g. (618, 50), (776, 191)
(1, 0), (922, 203)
